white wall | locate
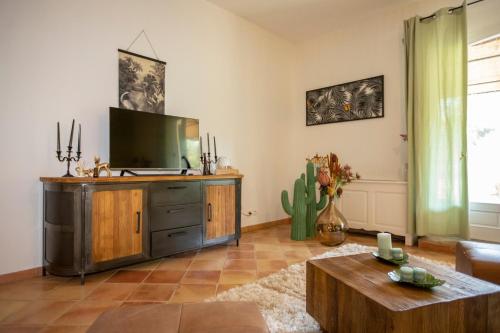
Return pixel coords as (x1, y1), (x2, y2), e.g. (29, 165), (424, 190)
(0, 0), (294, 275)
(285, 0), (463, 185)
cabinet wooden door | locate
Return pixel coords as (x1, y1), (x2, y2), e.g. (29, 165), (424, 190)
(205, 185), (236, 241)
(91, 189), (143, 263)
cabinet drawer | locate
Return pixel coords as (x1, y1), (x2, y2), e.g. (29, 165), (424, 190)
(150, 181), (201, 206)
(151, 225), (202, 258)
(150, 204), (202, 231)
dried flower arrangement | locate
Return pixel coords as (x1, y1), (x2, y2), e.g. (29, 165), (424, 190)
(308, 153), (360, 199)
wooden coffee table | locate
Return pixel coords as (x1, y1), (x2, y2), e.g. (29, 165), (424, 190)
(306, 253), (500, 333)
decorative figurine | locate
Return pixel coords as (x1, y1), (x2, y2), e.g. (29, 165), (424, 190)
(75, 160), (94, 177)
(93, 156), (111, 178)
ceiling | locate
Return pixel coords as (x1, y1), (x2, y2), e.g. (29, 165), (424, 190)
(206, 0), (411, 42)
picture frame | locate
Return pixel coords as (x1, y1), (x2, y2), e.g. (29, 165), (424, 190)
(118, 49), (166, 114)
(306, 75), (384, 126)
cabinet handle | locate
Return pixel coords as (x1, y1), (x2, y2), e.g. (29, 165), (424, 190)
(136, 211), (141, 233)
(167, 186), (187, 190)
(207, 203), (212, 222)
(168, 231), (187, 238)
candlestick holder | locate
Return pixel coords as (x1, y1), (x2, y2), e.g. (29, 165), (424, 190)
(57, 147), (81, 177)
(200, 153), (218, 175)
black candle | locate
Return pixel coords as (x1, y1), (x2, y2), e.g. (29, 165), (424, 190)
(68, 119), (75, 148)
(207, 133), (210, 154)
(214, 136), (217, 157)
(57, 122), (61, 152)
(77, 124), (81, 153)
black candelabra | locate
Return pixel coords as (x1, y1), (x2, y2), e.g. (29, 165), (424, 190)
(200, 132), (217, 175)
(56, 119), (82, 177)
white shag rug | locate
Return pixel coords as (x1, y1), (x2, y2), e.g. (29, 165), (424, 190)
(206, 243), (454, 333)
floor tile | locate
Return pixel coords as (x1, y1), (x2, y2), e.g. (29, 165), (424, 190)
(144, 271), (185, 284)
(40, 284), (98, 301)
(40, 325), (89, 333)
(227, 251), (255, 259)
(85, 283), (138, 301)
(216, 284), (241, 294)
(188, 259), (225, 270)
(0, 325), (44, 333)
(67, 271), (116, 286)
(227, 243), (255, 251)
(127, 284), (176, 302)
(106, 270), (150, 283)
(52, 300), (121, 326)
(156, 258), (192, 271)
(120, 301), (167, 307)
(170, 285), (216, 303)
(255, 250), (285, 260)
(0, 300), (29, 322)
(181, 271), (220, 285)
(256, 260), (288, 272)
(257, 271), (281, 278)
(195, 246), (228, 259)
(125, 260), (162, 271)
(220, 271), (257, 284)
(0, 282), (60, 301)
(223, 259), (257, 270)
(1, 300), (75, 325)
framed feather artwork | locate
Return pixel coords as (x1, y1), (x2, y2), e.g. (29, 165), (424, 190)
(306, 75), (384, 126)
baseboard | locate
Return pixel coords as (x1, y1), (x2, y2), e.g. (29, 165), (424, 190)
(241, 218), (291, 233)
(418, 236), (457, 254)
(0, 266), (42, 284)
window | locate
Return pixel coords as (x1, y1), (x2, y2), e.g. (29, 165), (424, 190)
(467, 35), (500, 204)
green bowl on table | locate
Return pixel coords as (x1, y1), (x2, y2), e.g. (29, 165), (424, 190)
(388, 269), (445, 289)
(371, 251), (409, 265)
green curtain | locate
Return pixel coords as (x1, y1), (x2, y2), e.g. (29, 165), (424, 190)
(405, 6), (469, 239)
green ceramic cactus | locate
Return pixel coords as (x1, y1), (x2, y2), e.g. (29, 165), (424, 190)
(304, 162), (327, 237)
(281, 178), (313, 240)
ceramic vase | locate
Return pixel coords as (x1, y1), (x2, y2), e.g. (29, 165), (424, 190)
(316, 196), (349, 246)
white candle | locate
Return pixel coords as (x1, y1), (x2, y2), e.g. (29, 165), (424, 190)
(400, 266), (414, 282)
(413, 267), (427, 283)
(391, 248), (403, 259)
(377, 232), (392, 258)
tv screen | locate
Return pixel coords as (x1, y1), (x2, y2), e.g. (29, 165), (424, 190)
(110, 107), (200, 170)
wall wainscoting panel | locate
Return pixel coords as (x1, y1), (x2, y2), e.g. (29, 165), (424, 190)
(470, 202), (500, 242)
(337, 180), (408, 242)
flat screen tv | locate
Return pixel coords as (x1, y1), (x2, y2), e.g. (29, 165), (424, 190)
(110, 107), (200, 170)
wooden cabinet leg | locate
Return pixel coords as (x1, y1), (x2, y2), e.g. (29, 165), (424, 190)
(80, 272), (85, 285)
(236, 239), (239, 247)
(42, 266), (47, 276)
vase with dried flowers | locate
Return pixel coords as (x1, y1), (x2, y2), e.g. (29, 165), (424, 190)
(309, 153), (360, 246)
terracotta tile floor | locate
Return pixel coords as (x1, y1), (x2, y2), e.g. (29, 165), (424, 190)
(0, 224), (455, 332)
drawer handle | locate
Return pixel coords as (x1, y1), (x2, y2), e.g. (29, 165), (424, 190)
(168, 186), (187, 190)
(136, 211), (141, 233)
(168, 231), (187, 238)
(167, 208), (185, 214)
(207, 203), (212, 222)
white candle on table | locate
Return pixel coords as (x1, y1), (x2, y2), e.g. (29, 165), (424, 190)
(391, 248), (403, 259)
(413, 267), (427, 282)
(400, 266), (414, 282)
(377, 232), (392, 258)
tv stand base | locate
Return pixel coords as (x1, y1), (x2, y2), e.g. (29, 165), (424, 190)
(120, 169), (139, 176)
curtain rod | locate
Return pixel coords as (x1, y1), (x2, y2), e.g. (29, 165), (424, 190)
(420, 0), (484, 21)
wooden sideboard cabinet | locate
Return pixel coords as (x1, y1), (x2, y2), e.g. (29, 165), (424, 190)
(40, 175), (242, 283)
